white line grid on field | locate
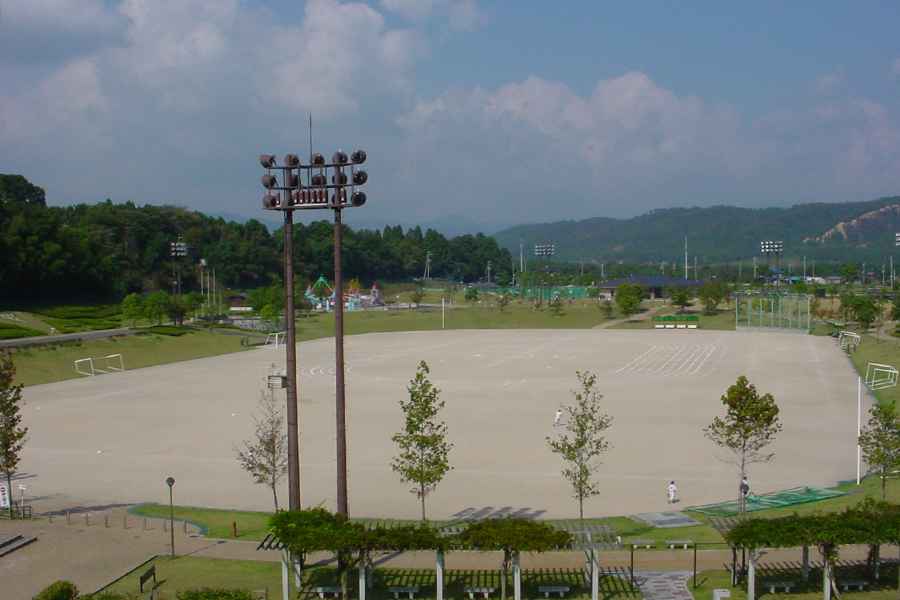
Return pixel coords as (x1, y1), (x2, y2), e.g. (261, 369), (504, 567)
(301, 335), (728, 387)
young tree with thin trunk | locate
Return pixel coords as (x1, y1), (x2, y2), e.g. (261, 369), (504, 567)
(547, 371), (612, 523)
(391, 361), (452, 521)
(704, 376), (781, 517)
(0, 351), (27, 518)
(235, 389), (288, 511)
(858, 403), (900, 500)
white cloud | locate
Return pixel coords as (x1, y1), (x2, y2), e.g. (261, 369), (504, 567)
(0, 0), (897, 227)
(393, 70), (900, 222)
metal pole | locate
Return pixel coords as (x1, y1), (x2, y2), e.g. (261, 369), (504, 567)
(166, 477), (175, 558)
(284, 210), (301, 510)
(334, 206), (349, 516)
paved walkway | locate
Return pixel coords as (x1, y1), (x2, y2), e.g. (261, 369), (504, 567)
(633, 571), (695, 600)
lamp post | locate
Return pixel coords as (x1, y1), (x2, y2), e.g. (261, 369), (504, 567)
(760, 241), (783, 292)
(165, 477), (175, 558)
(259, 150), (368, 516)
(535, 245), (555, 303)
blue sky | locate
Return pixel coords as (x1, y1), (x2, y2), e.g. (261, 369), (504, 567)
(1, 0), (899, 233)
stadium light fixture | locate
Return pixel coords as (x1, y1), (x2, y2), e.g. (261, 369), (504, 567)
(760, 241), (783, 292)
(535, 245), (555, 303)
(258, 149), (368, 516)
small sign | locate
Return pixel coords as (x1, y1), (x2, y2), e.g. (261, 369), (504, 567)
(19, 484), (26, 491)
(0, 486), (8, 508)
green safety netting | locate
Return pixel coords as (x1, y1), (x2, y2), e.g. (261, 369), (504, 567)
(688, 486), (848, 517)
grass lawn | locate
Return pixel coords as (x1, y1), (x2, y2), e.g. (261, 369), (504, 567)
(9, 329), (253, 386)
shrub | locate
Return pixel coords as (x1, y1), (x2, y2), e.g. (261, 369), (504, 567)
(147, 326), (189, 337)
(0, 324), (45, 340)
(177, 589), (252, 600)
(32, 580), (79, 600)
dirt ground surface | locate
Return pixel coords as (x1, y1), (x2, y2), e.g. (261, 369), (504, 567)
(1, 328), (869, 597)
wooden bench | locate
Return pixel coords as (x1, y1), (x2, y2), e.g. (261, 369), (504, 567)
(538, 585), (570, 598)
(388, 586), (420, 599)
(666, 539), (692, 549)
(628, 539), (655, 548)
(316, 587), (343, 598)
(761, 581), (795, 594)
(464, 586), (494, 599)
(837, 580), (869, 592)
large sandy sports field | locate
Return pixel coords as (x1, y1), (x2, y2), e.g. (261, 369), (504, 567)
(19, 328), (865, 520)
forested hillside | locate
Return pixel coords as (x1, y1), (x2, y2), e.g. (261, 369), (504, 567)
(0, 175), (512, 303)
(494, 197), (900, 264)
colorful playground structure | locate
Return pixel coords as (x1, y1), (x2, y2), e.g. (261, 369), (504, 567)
(305, 276), (382, 311)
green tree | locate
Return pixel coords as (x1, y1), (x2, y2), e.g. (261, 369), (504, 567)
(0, 174), (46, 206)
(614, 285), (642, 321)
(697, 281), (729, 314)
(858, 403), (900, 500)
(234, 390), (288, 511)
(464, 287), (479, 304)
(546, 372), (612, 522)
(457, 518), (572, 600)
(0, 351), (27, 518)
(409, 289), (426, 308)
(121, 293), (145, 327)
(842, 263), (859, 286)
(668, 286), (694, 314)
(144, 290), (172, 326)
(391, 361), (452, 521)
(704, 376), (781, 517)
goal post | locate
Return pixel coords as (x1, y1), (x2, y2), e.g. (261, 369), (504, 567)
(74, 354), (125, 376)
(866, 363), (898, 391)
(265, 332), (286, 348)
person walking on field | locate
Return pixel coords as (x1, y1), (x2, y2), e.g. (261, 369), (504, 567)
(667, 481), (677, 504)
(554, 409), (562, 426)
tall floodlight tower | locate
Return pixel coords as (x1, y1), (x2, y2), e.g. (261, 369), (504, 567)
(760, 241), (783, 292)
(535, 245), (555, 303)
(258, 150), (369, 515)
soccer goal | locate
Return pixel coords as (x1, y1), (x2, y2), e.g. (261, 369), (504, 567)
(75, 354), (125, 376)
(838, 331), (861, 351)
(265, 332), (286, 348)
(866, 363), (899, 391)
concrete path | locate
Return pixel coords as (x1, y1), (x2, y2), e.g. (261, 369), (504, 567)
(633, 571), (695, 600)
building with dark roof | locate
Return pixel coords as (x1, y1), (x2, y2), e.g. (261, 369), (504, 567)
(598, 275), (701, 299)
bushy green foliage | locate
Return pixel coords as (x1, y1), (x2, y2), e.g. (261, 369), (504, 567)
(34, 305), (121, 320)
(146, 326), (189, 336)
(31, 580), (79, 600)
(0, 323), (45, 340)
(176, 589), (252, 600)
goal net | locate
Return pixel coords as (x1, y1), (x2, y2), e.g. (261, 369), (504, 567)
(265, 331), (286, 348)
(75, 354), (125, 376)
(866, 363), (898, 391)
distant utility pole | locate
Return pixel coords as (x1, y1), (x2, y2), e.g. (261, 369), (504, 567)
(684, 236), (688, 279)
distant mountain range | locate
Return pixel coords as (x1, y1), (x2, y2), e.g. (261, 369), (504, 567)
(493, 196), (900, 265)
